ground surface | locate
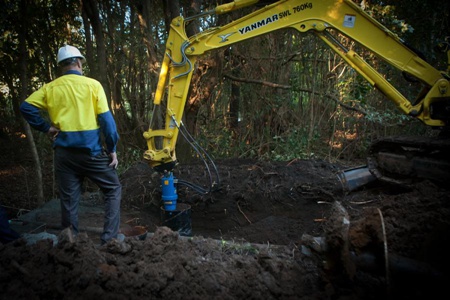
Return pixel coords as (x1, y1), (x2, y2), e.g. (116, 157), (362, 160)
(1, 132), (450, 299)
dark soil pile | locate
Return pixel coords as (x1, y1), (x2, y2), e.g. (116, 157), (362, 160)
(1, 132), (449, 299)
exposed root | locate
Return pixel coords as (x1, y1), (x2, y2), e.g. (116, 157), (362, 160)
(237, 200), (252, 224)
(377, 208), (390, 295)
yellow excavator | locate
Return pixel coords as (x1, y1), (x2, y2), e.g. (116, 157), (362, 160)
(143, 0), (450, 205)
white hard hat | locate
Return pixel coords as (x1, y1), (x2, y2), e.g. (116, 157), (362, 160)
(57, 45), (86, 64)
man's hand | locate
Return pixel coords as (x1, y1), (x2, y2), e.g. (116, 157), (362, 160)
(47, 126), (60, 141)
(109, 152), (119, 169)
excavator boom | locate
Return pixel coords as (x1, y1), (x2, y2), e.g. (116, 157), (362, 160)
(144, 0), (450, 185)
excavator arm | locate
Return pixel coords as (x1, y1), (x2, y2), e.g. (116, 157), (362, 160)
(144, 0), (450, 174)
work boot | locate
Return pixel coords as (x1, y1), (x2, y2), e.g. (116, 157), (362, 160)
(116, 233), (125, 242)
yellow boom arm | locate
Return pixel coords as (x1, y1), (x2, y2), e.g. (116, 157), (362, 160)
(143, 0), (450, 170)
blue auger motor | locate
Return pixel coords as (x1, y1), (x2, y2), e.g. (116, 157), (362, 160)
(161, 172), (178, 211)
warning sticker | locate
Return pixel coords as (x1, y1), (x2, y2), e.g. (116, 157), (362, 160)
(343, 14), (356, 28)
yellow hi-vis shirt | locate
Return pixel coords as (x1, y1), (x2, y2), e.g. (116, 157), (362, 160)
(20, 71), (119, 155)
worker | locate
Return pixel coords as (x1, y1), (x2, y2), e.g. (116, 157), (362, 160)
(20, 45), (123, 245)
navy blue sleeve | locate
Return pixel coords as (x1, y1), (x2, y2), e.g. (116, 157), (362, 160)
(20, 101), (51, 132)
(98, 110), (119, 153)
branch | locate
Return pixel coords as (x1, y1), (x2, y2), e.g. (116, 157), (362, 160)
(223, 74), (367, 115)
(296, 88), (367, 115)
(223, 73), (291, 89)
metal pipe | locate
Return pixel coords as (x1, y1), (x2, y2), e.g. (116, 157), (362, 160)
(337, 165), (377, 192)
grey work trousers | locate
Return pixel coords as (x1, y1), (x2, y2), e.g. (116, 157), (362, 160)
(54, 147), (122, 244)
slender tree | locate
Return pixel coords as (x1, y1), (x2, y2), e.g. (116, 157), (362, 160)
(18, 0), (44, 205)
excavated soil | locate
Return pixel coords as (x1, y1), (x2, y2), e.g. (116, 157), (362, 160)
(1, 132), (450, 299)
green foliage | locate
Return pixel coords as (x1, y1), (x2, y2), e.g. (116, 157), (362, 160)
(116, 147), (143, 175)
(220, 239), (259, 255)
(363, 105), (410, 126)
(264, 127), (318, 161)
(338, 74), (373, 104)
(195, 120), (234, 158)
(363, 3), (414, 35)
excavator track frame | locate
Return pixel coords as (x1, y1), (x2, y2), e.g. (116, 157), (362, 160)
(367, 136), (450, 185)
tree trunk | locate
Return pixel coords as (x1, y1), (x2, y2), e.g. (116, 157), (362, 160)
(81, 9), (94, 71)
(134, 1), (158, 72)
(19, 0), (44, 206)
(81, 0), (110, 104)
(162, 0), (180, 34)
(228, 49), (240, 135)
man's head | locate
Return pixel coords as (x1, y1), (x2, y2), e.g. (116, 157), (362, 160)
(57, 45), (85, 72)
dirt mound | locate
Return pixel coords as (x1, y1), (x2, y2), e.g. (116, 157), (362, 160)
(1, 226), (327, 299)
